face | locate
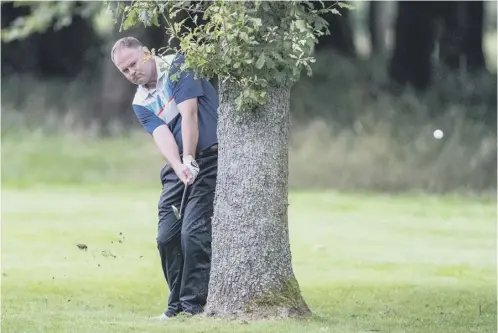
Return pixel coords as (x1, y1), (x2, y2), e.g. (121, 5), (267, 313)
(113, 46), (154, 86)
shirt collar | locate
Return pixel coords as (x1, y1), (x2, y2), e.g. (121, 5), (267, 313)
(137, 55), (173, 96)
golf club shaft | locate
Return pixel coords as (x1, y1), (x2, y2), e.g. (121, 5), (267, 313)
(179, 182), (188, 216)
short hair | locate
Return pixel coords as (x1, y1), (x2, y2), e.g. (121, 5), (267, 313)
(111, 37), (143, 63)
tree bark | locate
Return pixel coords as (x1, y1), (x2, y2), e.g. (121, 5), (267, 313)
(205, 81), (310, 319)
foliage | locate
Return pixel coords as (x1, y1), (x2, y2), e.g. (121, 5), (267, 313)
(109, 0), (353, 110)
(0, 1), (103, 42)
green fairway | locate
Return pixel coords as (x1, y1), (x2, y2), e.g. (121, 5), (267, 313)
(1, 186), (496, 333)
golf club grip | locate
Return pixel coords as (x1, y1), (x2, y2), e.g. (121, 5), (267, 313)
(180, 183), (188, 214)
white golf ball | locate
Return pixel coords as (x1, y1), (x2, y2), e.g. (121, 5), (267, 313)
(433, 129), (444, 139)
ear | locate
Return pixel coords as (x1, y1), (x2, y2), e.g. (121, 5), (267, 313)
(142, 46), (154, 62)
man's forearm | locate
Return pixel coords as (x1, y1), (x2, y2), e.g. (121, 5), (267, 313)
(181, 111), (198, 158)
(152, 125), (182, 167)
(178, 99), (199, 159)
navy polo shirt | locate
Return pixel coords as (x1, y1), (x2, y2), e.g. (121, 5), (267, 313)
(132, 54), (219, 156)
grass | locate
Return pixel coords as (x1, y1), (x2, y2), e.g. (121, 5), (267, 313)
(2, 185), (496, 333)
(1, 132), (160, 187)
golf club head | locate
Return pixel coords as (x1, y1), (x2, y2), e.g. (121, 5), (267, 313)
(172, 183), (188, 220)
(172, 205), (181, 219)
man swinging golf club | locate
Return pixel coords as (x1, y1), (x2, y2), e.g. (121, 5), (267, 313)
(111, 37), (219, 318)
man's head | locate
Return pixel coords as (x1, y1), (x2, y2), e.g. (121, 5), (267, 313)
(111, 37), (156, 86)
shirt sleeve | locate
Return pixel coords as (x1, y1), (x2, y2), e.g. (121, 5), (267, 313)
(167, 54), (204, 105)
(133, 104), (165, 134)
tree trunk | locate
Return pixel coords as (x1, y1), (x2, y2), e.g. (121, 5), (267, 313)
(205, 81), (310, 319)
(462, 1), (485, 71)
(314, 4), (356, 57)
(388, 1), (436, 90)
(368, 1), (386, 56)
(437, 1), (462, 70)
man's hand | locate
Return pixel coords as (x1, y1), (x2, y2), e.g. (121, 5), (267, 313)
(171, 160), (191, 184)
(182, 154), (200, 184)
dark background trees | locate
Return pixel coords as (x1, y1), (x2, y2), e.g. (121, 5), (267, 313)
(388, 1), (488, 91)
(2, 1), (495, 123)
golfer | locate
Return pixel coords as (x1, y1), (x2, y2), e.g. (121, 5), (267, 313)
(111, 37), (219, 318)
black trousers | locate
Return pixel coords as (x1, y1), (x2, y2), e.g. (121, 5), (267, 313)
(157, 146), (217, 315)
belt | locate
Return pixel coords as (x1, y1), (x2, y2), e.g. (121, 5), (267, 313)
(197, 144), (218, 158)
(179, 144), (218, 160)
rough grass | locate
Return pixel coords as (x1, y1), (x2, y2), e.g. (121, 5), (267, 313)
(1, 118), (496, 194)
(288, 116), (496, 193)
(1, 185), (496, 333)
(1, 131), (161, 187)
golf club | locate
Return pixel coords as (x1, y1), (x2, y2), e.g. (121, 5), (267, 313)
(172, 183), (188, 220)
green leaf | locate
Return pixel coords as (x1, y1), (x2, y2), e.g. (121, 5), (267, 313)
(239, 32), (249, 43)
(94, 0), (325, 109)
(265, 57), (275, 69)
(338, 2), (355, 10)
(255, 52), (265, 70)
(121, 7), (138, 30)
(295, 19), (307, 32)
(251, 18), (262, 28)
